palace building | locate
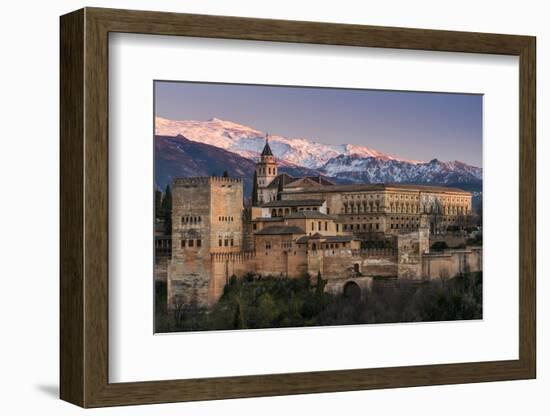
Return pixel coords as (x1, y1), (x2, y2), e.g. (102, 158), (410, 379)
(167, 138), (480, 308)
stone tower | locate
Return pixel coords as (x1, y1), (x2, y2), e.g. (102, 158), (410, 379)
(256, 135), (278, 204)
(167, 176), (244, 307)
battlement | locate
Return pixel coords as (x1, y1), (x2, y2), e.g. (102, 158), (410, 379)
(211, 251), (256, 263)
(173, 176), (243, 187)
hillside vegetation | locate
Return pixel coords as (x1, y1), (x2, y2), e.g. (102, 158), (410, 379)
(155, 271), (482, 333)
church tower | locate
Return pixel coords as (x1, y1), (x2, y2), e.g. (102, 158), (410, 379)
(256, 135), (278, 204)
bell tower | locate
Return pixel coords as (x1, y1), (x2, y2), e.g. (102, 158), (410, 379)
(256, 135), (278, 204)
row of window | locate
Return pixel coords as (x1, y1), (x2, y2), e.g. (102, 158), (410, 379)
(181, 215), (237, 224)
(181, 239), (202, 248)
(343, 202), (380, 214)
(218, 216), (235, 222)
(258, 167), (277, 176)
(155, 239), (171, 248)
(343, 193), (468, 203)
(181, 216), (202, 224)
(390, 223), (416, 230)
(262, 241), (348, 252)
(310, 221), (329, 232)
(343, 223), (379, 231)
(312, 242), (347, 250)
(218, 238), (235, 247)
(271, 207), (319, 217)
(343, 194), (380, 200)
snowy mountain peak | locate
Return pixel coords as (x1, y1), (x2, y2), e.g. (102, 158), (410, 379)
(154, 116), (419, 169)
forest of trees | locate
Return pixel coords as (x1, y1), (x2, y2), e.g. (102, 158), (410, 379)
(155, 271), (482, 333)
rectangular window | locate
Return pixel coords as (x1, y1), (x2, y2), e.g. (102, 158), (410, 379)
(318, 221), (321, 230)
(219, 239), (222, 247)
(336, 224), (339, 232)
(253, 223), (257, 230)
(224, 239), (228, 246)
(181, 240), (186, 248)
(325, 221), (328, 231)
(188, 239), (194, 247)
(311, 222), (314, 231)
(327, 208), (330, 214)
(197, 239), (202, 247)
(230, 239), (234, 246)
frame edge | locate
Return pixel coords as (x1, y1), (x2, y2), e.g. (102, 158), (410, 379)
(60, 8), (86, 408)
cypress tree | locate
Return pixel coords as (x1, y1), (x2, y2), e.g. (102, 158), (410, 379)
(276, 176), (284, 200)
(251, 170), (258, 206)
(161, 184), (172, 235)
(155, 188), (162, 220)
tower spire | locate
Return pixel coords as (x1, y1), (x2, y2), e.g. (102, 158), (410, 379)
(261, 133), (273, 157)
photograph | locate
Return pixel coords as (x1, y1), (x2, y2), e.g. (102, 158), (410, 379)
(153, 81), (483, 333)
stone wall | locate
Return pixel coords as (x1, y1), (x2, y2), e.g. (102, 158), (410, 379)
(210, 252), (256, 301)
(422, 247), (482, 280)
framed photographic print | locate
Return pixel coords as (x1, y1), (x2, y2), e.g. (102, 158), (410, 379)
(60, 7), (536, 408)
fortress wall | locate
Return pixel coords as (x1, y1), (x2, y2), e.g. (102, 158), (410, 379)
(210, 252), (256, 303)
(422, 247), (482, 280)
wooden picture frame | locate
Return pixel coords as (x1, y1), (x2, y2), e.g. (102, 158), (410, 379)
(60, 7), (536, 408)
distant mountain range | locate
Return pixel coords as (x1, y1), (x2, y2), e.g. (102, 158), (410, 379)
(155, 117), (482, 196)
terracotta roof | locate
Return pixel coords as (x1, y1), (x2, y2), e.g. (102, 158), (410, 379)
(266, 173), (296, 189)
(295, 235), (356, 244)
(261, 199), (325, 208)
(266, 173), (335, 190)
(255, 225), (305, 235)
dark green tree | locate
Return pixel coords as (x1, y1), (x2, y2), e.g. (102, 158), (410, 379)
(251, 170), (258, 206)
(155, 188), (162, 220)
(315, 271), (326, 296)
(276, 177), (284, 200)
(233, 301), (244, 329)
(161, 184), (172, 234)
(222, 170), (229, 178)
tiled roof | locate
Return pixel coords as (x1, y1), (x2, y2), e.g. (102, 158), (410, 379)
(295, 235), (356, 244)
(261, 199), (325, 208)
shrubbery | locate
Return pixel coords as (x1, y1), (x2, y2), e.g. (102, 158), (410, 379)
(430, 241), (449, 251)
(155, 271), (482, 332)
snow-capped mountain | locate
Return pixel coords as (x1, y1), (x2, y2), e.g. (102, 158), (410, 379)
(321, 155), (482, 184)
(155, 117), (482, 192)
(155, 117), (414, 169)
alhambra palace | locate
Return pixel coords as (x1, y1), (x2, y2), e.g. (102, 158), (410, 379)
(159, 139), (482, 307)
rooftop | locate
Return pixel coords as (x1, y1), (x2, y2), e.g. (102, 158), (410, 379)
(283, 183), (470, 195)
(255, 225), (305, 236)
(261, 199), (325, 208)
(266, 174), (335, 189)
(261, 138), (273, 156)
(296, 235), (356, 244)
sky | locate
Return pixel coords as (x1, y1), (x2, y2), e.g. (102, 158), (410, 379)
(155, 81), (483, 167)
